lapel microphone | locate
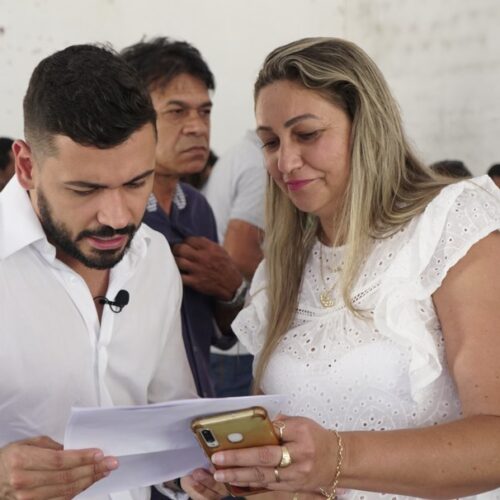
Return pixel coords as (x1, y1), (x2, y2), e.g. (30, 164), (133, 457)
(94, 290), (130, 313)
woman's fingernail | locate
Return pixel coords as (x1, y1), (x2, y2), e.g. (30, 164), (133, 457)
(213, 471), (225, 482)
(211, 453), (224, 465)
(94, 451), (104, 461)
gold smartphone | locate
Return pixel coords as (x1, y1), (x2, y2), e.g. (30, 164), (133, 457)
(191, 406), (279, 496)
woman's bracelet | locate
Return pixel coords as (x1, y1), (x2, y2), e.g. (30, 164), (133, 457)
(319, 429), (344, 500)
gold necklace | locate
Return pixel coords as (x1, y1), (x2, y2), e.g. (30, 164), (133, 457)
(319, 243), (342, 308)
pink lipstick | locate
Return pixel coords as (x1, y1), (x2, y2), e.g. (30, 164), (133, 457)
(286, 179), (313, 192)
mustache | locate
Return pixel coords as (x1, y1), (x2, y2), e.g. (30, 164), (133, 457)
(76, 224), (136, 241)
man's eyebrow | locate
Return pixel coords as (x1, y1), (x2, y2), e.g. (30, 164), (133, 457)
(256, 113), (321, 133)
(124, 169), (155, 184)
(64, 169), (155, 189)
(166, 99), (212, 108)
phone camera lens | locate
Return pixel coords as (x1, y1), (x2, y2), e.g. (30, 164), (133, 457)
(201, 429), (215, 443)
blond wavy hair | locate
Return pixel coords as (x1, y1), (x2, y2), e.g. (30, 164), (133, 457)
(253, 37), (453, 389)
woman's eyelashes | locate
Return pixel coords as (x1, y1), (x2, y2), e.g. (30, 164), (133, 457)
(260, 129), (324, 150)
(296, 129), (322, 142)
(261, 137), (279, 151)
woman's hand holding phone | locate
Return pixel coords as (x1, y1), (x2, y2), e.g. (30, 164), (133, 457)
(182, 407), (340, 499)
(190, 406), (280, 496)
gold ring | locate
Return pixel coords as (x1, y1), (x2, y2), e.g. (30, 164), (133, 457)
(274, 421), (285, 442)
(274, 467), (281, 483)
(279, 445), (292, 468)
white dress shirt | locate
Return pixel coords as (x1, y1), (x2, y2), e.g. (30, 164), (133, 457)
(0, 178), (197, 500)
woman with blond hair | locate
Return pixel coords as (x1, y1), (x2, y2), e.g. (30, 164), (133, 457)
(182, 37), (500, 500)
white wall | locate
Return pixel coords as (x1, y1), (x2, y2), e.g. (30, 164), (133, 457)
(344, 0), (500, 174)
(1, 0), (499, 174)
(0, 0), (344, 157)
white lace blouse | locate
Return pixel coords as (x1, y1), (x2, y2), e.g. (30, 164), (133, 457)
(232, 176), (500, 500)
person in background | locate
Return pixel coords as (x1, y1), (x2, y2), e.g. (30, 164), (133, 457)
(182, 37), (500, 500)
(429, 159), (472, 178)
(122, 38), (246, 398)
(487, 163), (500, 187)
(0, 137), (15, 191)
(203, 130), (267, 397)
(0, 44), (197, 500)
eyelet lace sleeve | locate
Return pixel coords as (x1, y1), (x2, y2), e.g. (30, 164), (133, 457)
(232, 260), (269, 356)
(374, 176), (500, 402)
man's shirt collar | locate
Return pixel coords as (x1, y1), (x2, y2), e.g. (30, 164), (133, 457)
(0, 177), (46, 260)
(146, 183), (187, 214)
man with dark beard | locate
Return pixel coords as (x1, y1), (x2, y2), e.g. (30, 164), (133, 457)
(0, 45), (196, 500)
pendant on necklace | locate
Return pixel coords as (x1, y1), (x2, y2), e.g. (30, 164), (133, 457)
(320, 290), (335, 308)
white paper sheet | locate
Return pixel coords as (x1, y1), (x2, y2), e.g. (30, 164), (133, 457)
(63, 395), (286, 498)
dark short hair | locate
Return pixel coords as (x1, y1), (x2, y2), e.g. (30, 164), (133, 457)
(121, 37), (215, 92)
(487, 164), (500, 177)
(0, 137), (14, 171)
(430, 159), (472, 179)
(23, 44), (156, 154)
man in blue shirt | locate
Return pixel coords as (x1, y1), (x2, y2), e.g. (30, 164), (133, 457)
(122, 38), (247, 398)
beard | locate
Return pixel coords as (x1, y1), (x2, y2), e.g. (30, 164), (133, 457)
(37, 189), (137, 270)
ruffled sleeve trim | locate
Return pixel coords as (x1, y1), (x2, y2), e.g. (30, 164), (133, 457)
(374, 176), (500, 402)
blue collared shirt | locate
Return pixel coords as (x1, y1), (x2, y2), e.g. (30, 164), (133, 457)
(144, 182), (218, 397)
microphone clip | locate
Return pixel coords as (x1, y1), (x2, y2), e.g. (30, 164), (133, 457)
(94, 290), (130, 313)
